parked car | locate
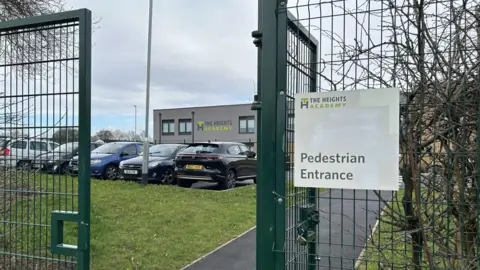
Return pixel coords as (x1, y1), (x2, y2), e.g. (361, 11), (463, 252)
(119, 143), (187, 184)
(31, 141), (103, 174)
(0, 137), (59, 170)
(174, 142), (257, 189)
(70, 141), (143, 180)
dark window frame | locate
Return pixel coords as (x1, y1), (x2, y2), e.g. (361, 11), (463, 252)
(162, 119), (175, 135)
(239, 116), (255, 134)
(178, 119), (192, 135)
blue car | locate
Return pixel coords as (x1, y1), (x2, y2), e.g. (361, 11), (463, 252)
(70, 141), (143, 180)
(118, 143), (187, 184)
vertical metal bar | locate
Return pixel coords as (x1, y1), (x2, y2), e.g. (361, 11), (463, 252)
(275, 1), (288, 269)
(307, 40), (317, 270)
(476, 5), (480, 265)
(142, 0), (154, 185)
(477, 58), (480, 269)
(257, 0), (276, 268)
(77, 8), (92, 270)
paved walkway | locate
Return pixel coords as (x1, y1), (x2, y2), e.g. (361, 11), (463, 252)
(183, 189), (389, 270)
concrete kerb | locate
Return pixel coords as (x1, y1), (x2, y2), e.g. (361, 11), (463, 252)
(180, 226), (257, 270)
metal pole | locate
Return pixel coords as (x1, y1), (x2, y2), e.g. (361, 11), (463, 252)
(134, 105), (137, 140)
(142, 0), (153, 186)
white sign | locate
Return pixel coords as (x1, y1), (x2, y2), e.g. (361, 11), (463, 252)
(294, 88), (400, 190)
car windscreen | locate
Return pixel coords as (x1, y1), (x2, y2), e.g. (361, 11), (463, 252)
(182, 144), (220, 154)
(50, 142), (78, 153)
(149, 145), (177, 157)
(91, 143), (125, 154)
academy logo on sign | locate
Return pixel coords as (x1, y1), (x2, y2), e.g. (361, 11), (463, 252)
(300, 96), (348, 109)
(300, 98), (309, 109)
(196, 120), (233, 131)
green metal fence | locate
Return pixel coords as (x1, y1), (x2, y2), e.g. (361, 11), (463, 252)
(0, 9), (91, 269)
(256, 0), (480, 269)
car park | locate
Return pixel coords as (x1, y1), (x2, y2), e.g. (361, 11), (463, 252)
(70, 141), (143, 180)
(32, 141), (103, 174)
(0, 137), (59, 170)
(174, 141), (257, 190)
(119, 143), (187, 184)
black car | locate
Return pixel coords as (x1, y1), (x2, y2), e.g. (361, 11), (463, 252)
(174, 142), (257, 189)
(32, 141), (103, 174)
(119, 143), (187, 184)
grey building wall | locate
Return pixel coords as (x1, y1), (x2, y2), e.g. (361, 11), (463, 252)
(153, 104), (256, 146)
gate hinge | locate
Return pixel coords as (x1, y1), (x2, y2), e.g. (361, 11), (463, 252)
(251, 30), (262, 48)
(296, 204), (319, 246)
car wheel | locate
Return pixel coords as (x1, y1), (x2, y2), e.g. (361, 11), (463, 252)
(59, 163), (69, 175)
(177, 178), (193, 188)
(220, 169), (237, 190)
(104, 165), (118, 180)
(162, 168), (176, 185)
(17, 161), (30, 171)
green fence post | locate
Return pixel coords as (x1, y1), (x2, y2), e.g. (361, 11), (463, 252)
(77, 8), (92, 270)
(274, 1), (288, 269)
(256, 0), (278, 268)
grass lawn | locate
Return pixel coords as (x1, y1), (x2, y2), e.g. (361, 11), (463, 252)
(356, 188), (464, 270)
(1, 173), (257, 269)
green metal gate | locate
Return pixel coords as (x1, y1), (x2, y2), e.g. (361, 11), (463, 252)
(0, 9), (92, 269)
(256, 0), (480, 269)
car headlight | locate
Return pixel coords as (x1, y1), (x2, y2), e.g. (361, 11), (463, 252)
(48, 160), (54, 163)
(148, 161), (161, 168)
(119, 161), (125, 169)
(91, 159), (101, 164)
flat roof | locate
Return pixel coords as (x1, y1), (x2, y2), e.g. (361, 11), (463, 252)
(153, 103), (252, 112)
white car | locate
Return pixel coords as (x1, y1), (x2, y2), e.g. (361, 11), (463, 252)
(0, 137), (60, 169)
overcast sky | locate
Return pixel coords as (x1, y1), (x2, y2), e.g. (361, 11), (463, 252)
(68, 0), (258, 135)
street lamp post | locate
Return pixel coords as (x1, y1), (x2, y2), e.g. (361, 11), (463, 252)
(142, 0), (154, 186)
(134, 105), (137, 140)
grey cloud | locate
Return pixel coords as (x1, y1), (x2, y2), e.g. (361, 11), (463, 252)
(69, 0), (258, 118)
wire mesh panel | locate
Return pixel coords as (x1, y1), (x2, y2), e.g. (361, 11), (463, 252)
(0, 9), (91, 269)
(283, 12), (319, 270)
(258, 0), (480, 269)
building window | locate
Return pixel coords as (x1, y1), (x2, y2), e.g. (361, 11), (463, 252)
(162, 120), (175, 135)
(239, 116), (255, 134)
(179, 119), (192, 135)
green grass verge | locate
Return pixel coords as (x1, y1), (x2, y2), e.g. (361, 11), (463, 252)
(356, 188), (462, 269)
(1, 174), (256, 269)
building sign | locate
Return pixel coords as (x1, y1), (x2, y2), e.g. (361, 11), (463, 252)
(294, 88), (400, 190)
(197, 120), (233, 131)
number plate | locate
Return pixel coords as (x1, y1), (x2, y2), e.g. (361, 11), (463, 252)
(33, 164), (43, 168)
(124, 170), (138, 175)
(185, 164), (203, 170)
